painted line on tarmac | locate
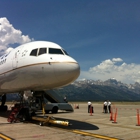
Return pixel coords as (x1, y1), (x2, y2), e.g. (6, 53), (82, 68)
(28, 120), (120, 139)
(72, 130), (120, 140)
(0, 133), (13, 140)
(51, 126), (120, 140)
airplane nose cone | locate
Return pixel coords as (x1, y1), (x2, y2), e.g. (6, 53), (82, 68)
(54, 62), (80, 86)
(66, 62), (80, 81)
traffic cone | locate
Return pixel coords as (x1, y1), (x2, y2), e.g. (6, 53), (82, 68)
(110, 108), (113, 121)
(89, 105), (93, 116)
(136, 109), (140, 126)
(112, 108), (117, 123)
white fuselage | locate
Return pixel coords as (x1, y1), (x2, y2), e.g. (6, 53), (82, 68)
(0, 41), (80, 94)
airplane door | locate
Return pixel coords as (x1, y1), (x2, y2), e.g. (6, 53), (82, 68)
(12, 46), (24, 69)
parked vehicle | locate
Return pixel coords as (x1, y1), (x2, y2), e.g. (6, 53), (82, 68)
(31, 96), (73, 114)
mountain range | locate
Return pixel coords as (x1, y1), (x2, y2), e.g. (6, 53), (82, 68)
(55, 78), (140, 101)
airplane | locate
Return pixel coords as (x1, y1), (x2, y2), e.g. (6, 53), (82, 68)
(0, 41), (80, 120)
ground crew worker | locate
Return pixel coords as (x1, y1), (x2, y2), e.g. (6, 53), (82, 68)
(64, 96), (67, 103)
(108, 100), (111, 113)
(103, 100), (107, 113)
(88, 100), (91, 113)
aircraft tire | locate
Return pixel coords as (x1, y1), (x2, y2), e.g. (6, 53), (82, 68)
(52, 106), (58, 114)
(0, 105), (7, 112)
(19, 108), (30, 121)
(45, 110), (50, 114)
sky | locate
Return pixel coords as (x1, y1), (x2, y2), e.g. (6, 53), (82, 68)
(0, 0), (140, 84)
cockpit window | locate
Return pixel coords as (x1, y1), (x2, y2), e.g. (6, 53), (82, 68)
(38, 48), (47, 55)
(49, 48), (64, 55)
(30, 49), (38, 56)
(62, 49), (69, 56)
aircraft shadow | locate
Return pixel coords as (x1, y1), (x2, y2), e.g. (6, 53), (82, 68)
(0, 111), (99, 131)
(30, 116), (99, 131)
(53, 117), (99, 130)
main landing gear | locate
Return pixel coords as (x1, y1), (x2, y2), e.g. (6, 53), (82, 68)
(7, 103), (31, 123)
(7, 91), (71, 127)
(7, 93), (32, 123)
(0, 94), (7, 112)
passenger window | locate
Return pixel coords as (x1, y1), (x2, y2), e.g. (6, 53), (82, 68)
(30, 49), (38, 56)
(38, 48), (47, 55)
(49, 48), (64, 55)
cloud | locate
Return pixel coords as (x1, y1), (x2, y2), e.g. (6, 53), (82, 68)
(79, 58), (140, 84)
(112, 58), (123, 62)
(0, 17), (33, 55)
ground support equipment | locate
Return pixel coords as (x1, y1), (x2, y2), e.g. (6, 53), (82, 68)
(7, 103), (30, 123)
(32, 116), (71, 126)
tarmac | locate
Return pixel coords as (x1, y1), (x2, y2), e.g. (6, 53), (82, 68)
(0, 102), (140, 140)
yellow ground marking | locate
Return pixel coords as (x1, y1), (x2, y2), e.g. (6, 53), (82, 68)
(29, 118), (120, 139)
(50, 125), (120, 140)
(0, 133), (13, 140)
(72, 130), (119, 140)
